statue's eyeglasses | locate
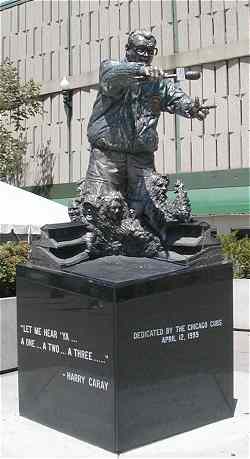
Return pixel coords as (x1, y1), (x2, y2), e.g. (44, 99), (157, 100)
(134, 46), (158, 56)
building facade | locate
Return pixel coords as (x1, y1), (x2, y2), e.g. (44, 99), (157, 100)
(1, 0), (249, 232)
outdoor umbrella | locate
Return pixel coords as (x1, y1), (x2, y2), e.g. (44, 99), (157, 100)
(0, 181), (70, 235)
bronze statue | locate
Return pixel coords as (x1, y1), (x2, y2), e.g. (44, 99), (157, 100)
(32, 31), (222, 269)
(81, 31), (208, 223)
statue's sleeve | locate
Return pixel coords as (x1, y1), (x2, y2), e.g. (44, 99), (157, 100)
(160, 79), (195, 118)
(99, 60), (146, 97)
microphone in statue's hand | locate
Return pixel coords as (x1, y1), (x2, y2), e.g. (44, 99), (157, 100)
(185, 71), (201, 80)
(136, 68), (201, 82)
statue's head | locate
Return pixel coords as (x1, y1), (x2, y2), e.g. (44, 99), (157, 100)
(125, 30), (157, 65)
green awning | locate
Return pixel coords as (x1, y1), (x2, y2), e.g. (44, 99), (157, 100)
(25, 168), (250, 216)
(53, 186), (250, 216)
(52, 198), (74, 207)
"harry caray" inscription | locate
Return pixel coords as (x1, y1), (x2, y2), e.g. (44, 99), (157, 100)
(63, 371), (109, 391)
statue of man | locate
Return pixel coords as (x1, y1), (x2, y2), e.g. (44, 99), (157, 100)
(81, 30), (208, 226)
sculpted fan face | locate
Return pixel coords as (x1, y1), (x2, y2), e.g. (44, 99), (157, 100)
(82, 201), (98, 223)
(125, 32), (157, 65)
(106, 199), (123, 224)
(149, 175), (169, 200)
(84, 205), (94, 222)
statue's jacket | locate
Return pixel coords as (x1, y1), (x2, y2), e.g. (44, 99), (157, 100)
(87, 59), (194, 155)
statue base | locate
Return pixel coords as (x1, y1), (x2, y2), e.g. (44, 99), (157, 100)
(31, 220), (223, 270)
(17, 256), (234, 453)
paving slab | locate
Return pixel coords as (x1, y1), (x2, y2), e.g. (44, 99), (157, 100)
(233, 280), (250, 331)
(1, 331), (249, 459)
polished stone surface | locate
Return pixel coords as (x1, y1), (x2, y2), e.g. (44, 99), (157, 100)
(17, 258), (234, 453)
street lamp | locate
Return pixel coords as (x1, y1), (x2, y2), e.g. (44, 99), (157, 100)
(60, 76), (72, 118)
(60, 77), (73, 182)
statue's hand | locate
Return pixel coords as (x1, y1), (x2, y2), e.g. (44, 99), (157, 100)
(191, 97), (209, 121)
(144, 65), (165, 80)
(195, 107), (209, 121)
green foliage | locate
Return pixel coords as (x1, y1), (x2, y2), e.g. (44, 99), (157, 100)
(219, 232), (250, 278)
(0, 60), (42, 184)
(0, 242), (29, 297)
(0, 124), (27, 184)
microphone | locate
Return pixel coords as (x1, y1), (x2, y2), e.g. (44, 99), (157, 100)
(184, 71), (201, 80)
(136, 69), (202, 81)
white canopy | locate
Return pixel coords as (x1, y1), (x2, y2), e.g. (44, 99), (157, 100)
(0, 181), (70, 234)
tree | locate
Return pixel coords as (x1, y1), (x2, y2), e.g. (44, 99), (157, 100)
(0, 60), (42, 184)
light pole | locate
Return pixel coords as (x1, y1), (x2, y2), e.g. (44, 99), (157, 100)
(60, 77), (73, 182)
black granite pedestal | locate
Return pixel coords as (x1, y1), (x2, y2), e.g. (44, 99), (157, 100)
(17, 256), (234, 453)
